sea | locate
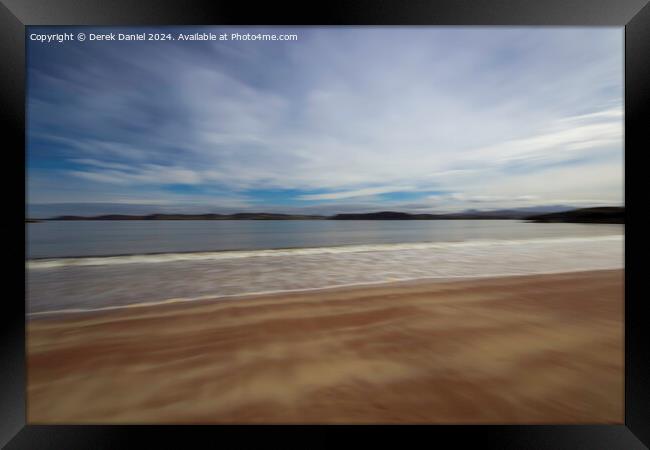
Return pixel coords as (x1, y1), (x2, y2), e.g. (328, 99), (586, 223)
(26, 220), (624, 316)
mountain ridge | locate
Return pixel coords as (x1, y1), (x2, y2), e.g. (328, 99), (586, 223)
(29, 205), (624, 222)
(525, 207), (624, 224)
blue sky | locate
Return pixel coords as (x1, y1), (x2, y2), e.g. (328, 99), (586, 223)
(27, 27), (623, 217)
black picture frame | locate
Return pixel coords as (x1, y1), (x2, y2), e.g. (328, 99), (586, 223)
(2, 0), (649, 447)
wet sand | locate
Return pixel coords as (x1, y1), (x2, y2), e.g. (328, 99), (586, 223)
(27, 269), (624, 424)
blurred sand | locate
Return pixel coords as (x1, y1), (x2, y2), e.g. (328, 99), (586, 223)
(27, 269), (623, 424)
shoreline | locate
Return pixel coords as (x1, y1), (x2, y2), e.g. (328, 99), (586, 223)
(28, 269), (623, 423)
(28, 267), (623, 319)
(27, 234), (623, 316)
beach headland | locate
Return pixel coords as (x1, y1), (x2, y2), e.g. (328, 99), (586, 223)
(27, 269), (623, 424)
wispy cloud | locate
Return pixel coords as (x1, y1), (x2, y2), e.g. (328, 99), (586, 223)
(297, 186), (417, 201)
(27, 27), (623, 214)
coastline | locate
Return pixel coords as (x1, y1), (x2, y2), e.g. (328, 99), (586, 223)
(28, 266), (621, 319)
(27, 269), (624, 423)
(26, 234), (623, 315)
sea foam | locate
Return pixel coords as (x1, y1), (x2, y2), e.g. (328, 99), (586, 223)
(27, 235), (624, 315)
(27, 235), (623, 269)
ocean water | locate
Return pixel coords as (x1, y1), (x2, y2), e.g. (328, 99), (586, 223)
(27, 219), (622, 259)
(26, 220), (624, 315)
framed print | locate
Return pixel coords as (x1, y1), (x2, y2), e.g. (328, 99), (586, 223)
(2, 0), (649, 447)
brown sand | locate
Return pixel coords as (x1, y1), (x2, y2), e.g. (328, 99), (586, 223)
(27, 269), (624, 424)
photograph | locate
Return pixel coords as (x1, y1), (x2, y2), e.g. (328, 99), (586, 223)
(25, 26), (625, 424)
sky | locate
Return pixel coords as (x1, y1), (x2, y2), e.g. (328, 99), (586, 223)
(26, 27), (624, 217)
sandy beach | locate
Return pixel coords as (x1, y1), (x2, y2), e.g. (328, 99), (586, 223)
(27, 269), (624, 424)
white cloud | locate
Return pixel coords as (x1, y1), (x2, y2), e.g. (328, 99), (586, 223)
(297, 186), (416, 201)
(27, 27), (623, 213)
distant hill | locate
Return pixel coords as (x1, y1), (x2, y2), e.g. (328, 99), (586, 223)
(525, 207), (624, 224)
(50, 210), (527, 221)
(43, 206), (622, 222)
(48, 213), (327, 221)
(331, 211), (514, 220)
(457, 205), (574, 219)
(331, 211), (432, 220)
